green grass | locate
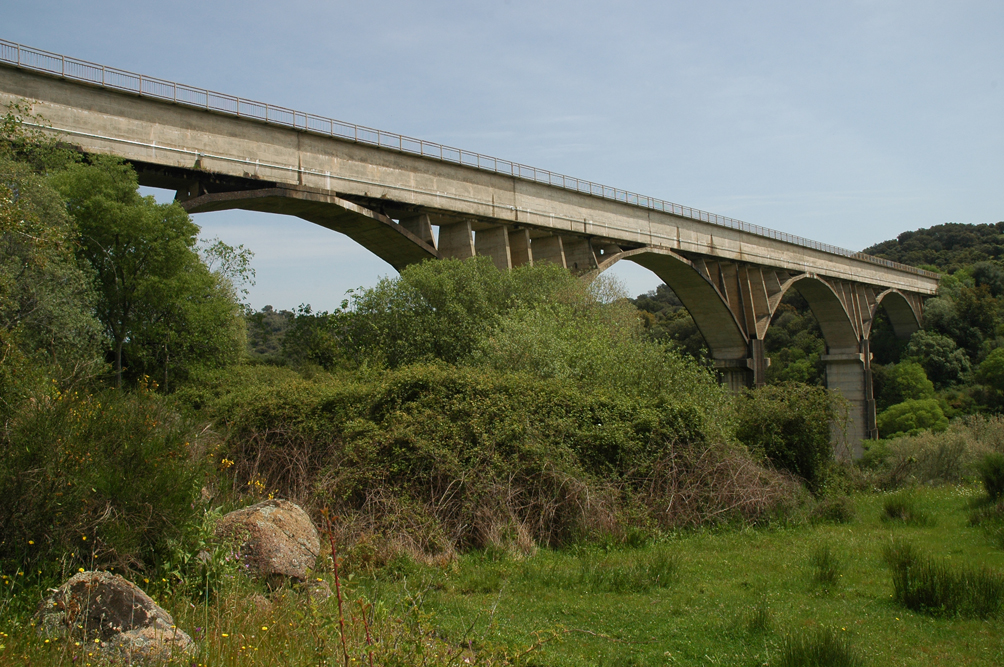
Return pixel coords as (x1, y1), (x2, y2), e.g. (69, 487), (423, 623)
(3, 486), (1003, 666)
(417, 486), (1003, 665)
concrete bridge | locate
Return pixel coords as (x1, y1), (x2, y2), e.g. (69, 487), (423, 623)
(0, 40), (940, 455)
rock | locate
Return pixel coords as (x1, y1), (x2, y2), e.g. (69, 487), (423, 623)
(303, 578), (333, 602)
(215, 498), (320, 584)
(36, 571), (193, 663)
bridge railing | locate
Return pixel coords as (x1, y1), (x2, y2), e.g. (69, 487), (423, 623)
(0, 39), (938, 280)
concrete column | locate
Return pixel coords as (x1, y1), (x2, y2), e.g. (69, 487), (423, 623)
(475, 225), (512, 271)
(532, 235), (566, 268)
(562, 237), (598, 274)
(400, 213), (436, 249)
(823, 350), (871, 459)
(749, 338), (767, 388)
(509, 229), (533, 267)
(713, 359), (752, 392)
(438, 220), (475, 259)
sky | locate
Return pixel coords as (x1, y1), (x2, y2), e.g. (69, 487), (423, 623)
(5, 1), (1003, 310)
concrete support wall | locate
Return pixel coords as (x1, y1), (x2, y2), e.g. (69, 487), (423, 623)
(439, 221), (475, 259)
(509, 229), (533, 267)
(532, 236), (566, 268)
(401, 213), (436, 250)
(475, 226), (512, 271)
(563, 237), (597, 274)
(823, 351), (871, 460)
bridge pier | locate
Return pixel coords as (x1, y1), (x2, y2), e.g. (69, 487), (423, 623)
(822, 341), (877, 459)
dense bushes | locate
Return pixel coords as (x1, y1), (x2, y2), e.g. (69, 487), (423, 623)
(194, 364), (797, 557)
(0, 384), (207, 572)
(734, 383), (838, 491)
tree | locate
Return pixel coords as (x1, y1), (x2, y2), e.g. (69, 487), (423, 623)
(904, 330), (970, 388)
(50, 157), (246, 388)
(880, 361), (935, 410)
(734, 383), (836, 491)
(877, 399), (949, 438)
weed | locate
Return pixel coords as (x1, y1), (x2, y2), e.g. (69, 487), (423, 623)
(776, 627), (864, 667)
(976, 452), (1004, 501)
(810, 545), (842, 588)
(745, 601), (774, 634)
(882, 492), (934, 527)
(810, 496), (856, 524)
(884, 540), (1004, 618)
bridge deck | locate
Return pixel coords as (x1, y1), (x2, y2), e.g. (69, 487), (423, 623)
(0, 39), (937, 295)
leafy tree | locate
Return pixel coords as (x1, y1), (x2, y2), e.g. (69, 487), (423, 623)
(50, 157), (246, 388)
(903, 330), (970, 388)
(971, 261), (1004, 297)
(734, 383), (836, 491)
(877, 399), (949, 438)
(879, 361), (935, 410)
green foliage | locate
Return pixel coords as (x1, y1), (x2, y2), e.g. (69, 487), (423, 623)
(877, 399), (948, 438)
(49, 157), (246, 388)
(338, 257), (577, 367)
(764, 293), (826, 386)
(632, 283), (709, 359)
(735, 383), (837, 491)
(884, 540), (1004, 618)
(810, 495), (856, 524)
(882, 492), (934, 526)
(903, 330), (970, 388)
(976, 452), (1004, 501)
(0, 384), (206, 572)
(865, 222), (1004, 273)
(880, 361), (935, 408)
(198, 363), (795, 554)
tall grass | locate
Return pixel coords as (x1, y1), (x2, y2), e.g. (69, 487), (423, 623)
(884, 540), (1004, 618)
(881, 492), (934, 527)
(776, 627), (864, 667)
(810, 545), (842, 588)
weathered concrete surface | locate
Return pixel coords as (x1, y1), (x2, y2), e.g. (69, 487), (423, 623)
(0, 65), (938, 294)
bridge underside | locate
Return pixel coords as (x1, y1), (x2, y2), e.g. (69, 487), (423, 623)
(156, 173), (924, 458)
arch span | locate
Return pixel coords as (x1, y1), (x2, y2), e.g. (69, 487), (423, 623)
(874, 289), (923, 339)
(781, 276), (859, 354)
(606, 248), (749, 361)
(181, 186), (439, 271)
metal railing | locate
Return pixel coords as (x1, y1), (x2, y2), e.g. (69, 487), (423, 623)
(0, 38), (938, 280)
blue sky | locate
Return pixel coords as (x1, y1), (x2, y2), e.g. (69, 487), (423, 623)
(5, 1), (1003, 310)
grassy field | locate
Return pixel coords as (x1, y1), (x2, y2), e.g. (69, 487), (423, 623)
(3, 485), (1003, 666)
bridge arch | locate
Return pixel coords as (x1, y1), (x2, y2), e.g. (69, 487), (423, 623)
(778, 276), (859, 354)
(598, 248), (748, 361)
(873, 289), (923, 340)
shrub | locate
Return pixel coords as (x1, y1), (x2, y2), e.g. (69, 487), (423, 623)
(882, 492), (934, 527)
(877, 399), (948, 439)
(203, 364), (799, 557)
(776, 627), (864, 667)
(976, 452), (1004, 501)
(810, 495), (856, 524)
(884, 540), (1004, 618)
(735, 382), (837, 491)
(863, 415), (1004, 489)
(0, 383), (207, 571)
